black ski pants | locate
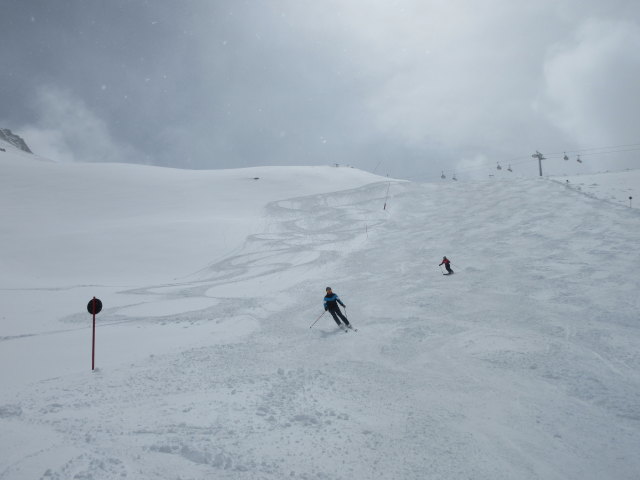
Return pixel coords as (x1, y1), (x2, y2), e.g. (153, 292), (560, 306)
(328, 308), (350, 326)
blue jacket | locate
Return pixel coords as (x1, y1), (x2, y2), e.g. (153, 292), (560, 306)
(324, 293), (345, 311)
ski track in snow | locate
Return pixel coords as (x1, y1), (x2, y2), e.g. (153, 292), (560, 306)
(2, 178), (640, 479)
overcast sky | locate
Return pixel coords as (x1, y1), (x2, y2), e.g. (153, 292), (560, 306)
(1, 0), (639, 180)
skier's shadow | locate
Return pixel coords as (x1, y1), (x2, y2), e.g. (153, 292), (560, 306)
(317, 329), (347, 338)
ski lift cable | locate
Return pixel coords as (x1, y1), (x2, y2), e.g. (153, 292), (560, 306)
(512, 146), (640, 163)
(486, 142), (640, 166)
(564, 146), (640, 158)
(416, 141), (640, 180)
(545, 142), (640, 156)
(451, 144), (640, 176)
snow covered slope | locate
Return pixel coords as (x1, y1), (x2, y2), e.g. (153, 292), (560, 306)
(0, 152), (387, 287)
(551, 169), (640, 209)
(1, 151), (639, 480)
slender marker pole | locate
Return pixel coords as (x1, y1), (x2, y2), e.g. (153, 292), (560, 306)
(383, 180), (391, 210)
(92, 297), (96, 371)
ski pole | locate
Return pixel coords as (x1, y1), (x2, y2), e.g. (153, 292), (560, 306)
(438, 265), (445, 274)
(309, 311), (326, 329)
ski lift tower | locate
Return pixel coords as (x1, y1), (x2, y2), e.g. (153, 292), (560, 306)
(531, 151), (545, 177)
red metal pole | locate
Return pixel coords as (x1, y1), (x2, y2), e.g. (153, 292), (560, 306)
(92, 297), (96, 370)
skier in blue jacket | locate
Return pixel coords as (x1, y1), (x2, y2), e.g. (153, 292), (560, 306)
(324, 287), (352, 328)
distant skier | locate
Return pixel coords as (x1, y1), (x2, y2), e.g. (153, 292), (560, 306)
(439, 256), (454, 275)
(324, 287), (352, 328)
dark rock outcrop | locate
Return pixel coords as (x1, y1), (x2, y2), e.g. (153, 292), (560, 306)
(0, 128), (33, 153)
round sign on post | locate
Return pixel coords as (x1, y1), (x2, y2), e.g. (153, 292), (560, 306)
(87, 298), (103, 315)
(88, 297), (103, 370)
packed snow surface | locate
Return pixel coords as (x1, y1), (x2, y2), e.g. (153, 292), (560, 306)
(1, 146), (640, 479)
(551, 170), (638, 209)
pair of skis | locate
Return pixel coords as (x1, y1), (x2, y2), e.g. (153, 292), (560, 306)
(338, 324), (357, 333)
(309, 311), (357, 332)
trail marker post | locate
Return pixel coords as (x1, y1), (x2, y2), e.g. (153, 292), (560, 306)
(87, 297), (103, 370)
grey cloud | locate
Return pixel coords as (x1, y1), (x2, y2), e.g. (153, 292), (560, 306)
(20, 85), (144, 164)
(541, 19), (640, 148)
(1, 0), (639, 180)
